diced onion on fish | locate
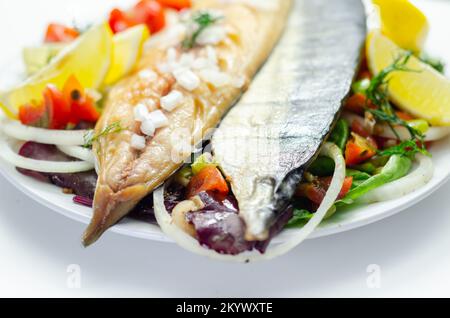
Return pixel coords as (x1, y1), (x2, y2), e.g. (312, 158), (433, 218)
(342, 112), (450, 142)
(154, 142), (346, 262)
(57, 145), (95, 164)
(358, 154), (434, 204)
(0, 136), (94, 173)
(0, 118), (89, 146)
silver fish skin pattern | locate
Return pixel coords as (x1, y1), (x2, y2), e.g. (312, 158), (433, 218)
(212, 0), (367, 241)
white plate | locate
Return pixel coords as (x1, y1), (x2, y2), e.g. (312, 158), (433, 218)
(0, 0), (449, 243)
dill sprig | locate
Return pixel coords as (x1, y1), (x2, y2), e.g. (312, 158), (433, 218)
(182, 12), (222, 49)
(364, 52), (429, 157)
(419, 53), (445, 74)
(83, 121), (123, 148)
(378, 139), (430, 159)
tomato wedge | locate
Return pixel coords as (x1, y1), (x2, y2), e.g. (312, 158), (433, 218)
(43, 85), (71, 129)
(187, 166), (229, 198)
(296, 177), (353, 205)
(63, 75), (99, 124)
(109, 8), (136, 34)
(158, 0), (191, 10)
(133, 0), (166, 34)
(71, 97), (100, 123)
(19, 103), (46, 126)
(45, 23), (79, 43)
(345, 133), (378, 166)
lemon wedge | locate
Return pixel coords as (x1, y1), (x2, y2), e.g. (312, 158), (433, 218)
(373, 0), (429, 52)
(1, 23), (113, 119)
(103, 24), (150, 86)
(367, 31), (450, 126)
(23, 43), (65, 76)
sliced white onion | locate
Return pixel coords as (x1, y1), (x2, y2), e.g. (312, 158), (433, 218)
(154, 142), (346, 262)
(0, 136), (94, 173)
(0, 119), (90, 146)
(57, 145), (95, 164)
(342, 112), (450, 142)
(358, 154), (434, 204)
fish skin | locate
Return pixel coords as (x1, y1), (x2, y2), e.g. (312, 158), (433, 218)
(212, 0), (367, 241)
(82, 0), (293, 246)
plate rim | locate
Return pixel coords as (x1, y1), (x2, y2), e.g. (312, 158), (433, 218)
(1, 136), (450, 243)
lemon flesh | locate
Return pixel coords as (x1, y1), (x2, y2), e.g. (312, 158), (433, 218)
(1, 23), (113, 119)
(367, 31), (450, 126)
(23, 44), (65, 76)
(104, 24), (150, 86)
(373, 0), (429, 52)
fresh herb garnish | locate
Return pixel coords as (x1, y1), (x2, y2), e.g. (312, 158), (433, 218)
(419, 53), (445, 74)
(286, 209), (314, 228)
(364, 52), (429, 157)
(378, 139), (430, 158)
(182, 12), (222, 49)
(83, 121), (123, 148)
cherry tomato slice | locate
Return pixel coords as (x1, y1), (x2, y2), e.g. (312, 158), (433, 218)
(19, 103), (46, 126)
(45, 23), (79, 43)
(345, 133), (378, 166)
(72, 97), (100, 123)
(133, 0), (166, 34)
(43, 85), (71, 130)
(187, 166), (229, 198)
(157, 0), (191, 10)
(109, 8), (136, 34)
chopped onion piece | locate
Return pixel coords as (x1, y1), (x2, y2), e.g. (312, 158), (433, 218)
(0, 118), (89, 146)
(0, 136), (94, 173)
(130, 134), (146, 150)
(57, 145), (95, 163)
(358, 154), (434, 204)
(173, 68), (200, 91)
(153, 142), (345, 262)
(199, 69), (232, 87)
(147, 110), (169, 129)
(134, 103), (150, 122)
(141, 119), (156, 137)
(161, 90), (184, 111)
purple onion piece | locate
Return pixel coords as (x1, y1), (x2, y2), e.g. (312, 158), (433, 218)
(73, 196), (94, 207)
(179, 191), (292, 256)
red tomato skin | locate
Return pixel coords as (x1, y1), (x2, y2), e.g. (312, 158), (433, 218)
(18, 103), (46, 126)
(133, 0), (166, 33)
(44, 85), (71, 129)
(109, 8), (136, 34)
(187, 166), (229, 198)
(72, 97), (100, 123)
(296, 177), (353, 205)
(345, 140), (376, 166)
(45, 23), (79, 43)
(157, 0), (191, 10)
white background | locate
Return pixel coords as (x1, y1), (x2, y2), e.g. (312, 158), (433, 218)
(1, 0), (450, 298)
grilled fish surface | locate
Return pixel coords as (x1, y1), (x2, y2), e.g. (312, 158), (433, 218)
(213, 0), (367, 241)
(83, 0), (292, 246)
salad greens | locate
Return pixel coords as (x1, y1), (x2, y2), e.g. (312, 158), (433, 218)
(329, 119), (350, 150)
(307, 156), (335, 177)
(337, 155), (412, 206)
(286, 209), (314, 228)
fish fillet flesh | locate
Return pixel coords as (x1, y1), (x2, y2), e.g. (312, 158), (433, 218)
(83, 0), (292, 245)
(212, 0), (367, 241)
